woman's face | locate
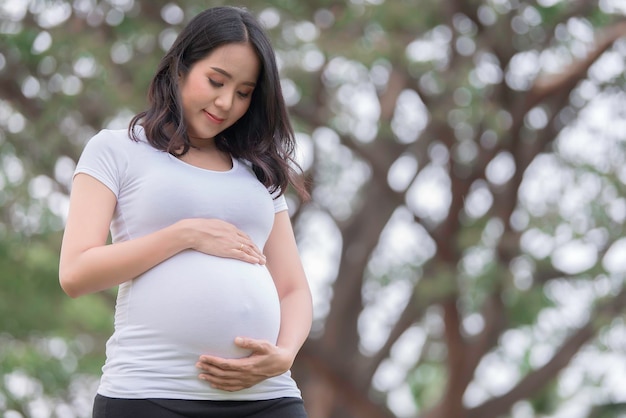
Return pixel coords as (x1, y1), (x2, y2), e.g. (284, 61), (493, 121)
(179, 42), (260, 142)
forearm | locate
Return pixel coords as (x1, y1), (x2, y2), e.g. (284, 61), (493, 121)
(60, 221), (192, 298)
(259, 211), (312, 364)
(276, 286), (313, 362)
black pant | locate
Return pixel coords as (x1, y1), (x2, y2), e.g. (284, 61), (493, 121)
(93, 394), (307, 418)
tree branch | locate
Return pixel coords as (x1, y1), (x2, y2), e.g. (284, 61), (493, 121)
(525, 19), (626, 111)
(300, 341), (397, 418)
(467, 286), (626, 418)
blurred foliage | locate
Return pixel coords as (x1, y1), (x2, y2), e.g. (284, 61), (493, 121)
(2, 0), (626, 417)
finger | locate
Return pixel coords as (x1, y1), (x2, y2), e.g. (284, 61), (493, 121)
(198, 374), (242, 390)
(205, 379), (249, 392)
(235, 229), (252, 240)
(198, 355), (239, 369)
(234, 243), (266, 265)
(196, 367), (251, 387)
(199, 372), (257, 391)
(196, 363), (240, 379)
(200, 356), (254, 374)
(197, 354), (220, 365)
(232, 232), (262, 254)
(196, 361), (221, 374)
(197, 367), (256, 387)
(234, 250), (266, 265)
(234, 337), (268, 352)
(238, 239), (264, 257)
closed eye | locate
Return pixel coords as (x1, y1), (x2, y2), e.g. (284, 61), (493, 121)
(209, 78), (223, 87)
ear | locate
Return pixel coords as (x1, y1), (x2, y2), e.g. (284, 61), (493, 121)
(177, 70), (187, 86)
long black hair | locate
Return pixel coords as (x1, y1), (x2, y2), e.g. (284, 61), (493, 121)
(129, 6), (308, 199)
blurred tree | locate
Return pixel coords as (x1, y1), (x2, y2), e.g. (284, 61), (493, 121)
(1, 1), (626, 418)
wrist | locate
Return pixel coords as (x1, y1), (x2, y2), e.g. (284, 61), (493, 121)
(276, 344), (298, 366)
(171, 219), (197, 251)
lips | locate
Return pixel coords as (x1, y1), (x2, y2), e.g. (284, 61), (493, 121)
(203, 110), (225, 124)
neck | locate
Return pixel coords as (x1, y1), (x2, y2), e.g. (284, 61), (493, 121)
(188, 137), (218, 152)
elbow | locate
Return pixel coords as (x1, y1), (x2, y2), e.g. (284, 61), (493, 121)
(59, 279), (80, 299)
(59, 269), (83, 299)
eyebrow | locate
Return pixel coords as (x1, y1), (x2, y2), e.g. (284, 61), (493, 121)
(210, 67), (256, 87)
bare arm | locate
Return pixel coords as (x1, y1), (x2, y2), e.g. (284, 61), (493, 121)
(59, 173), (265, 298)
(265, 210), (313, 360)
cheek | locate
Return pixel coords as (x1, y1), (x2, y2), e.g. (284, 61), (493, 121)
(180, 85), (196, 110)
(234, 101), (252, 119)
(182, 77), (207, 103)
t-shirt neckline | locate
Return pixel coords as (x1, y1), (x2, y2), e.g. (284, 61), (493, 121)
(169, 152), (238, 173)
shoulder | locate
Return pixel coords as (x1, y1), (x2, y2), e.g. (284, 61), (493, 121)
(81, 128), (153, 159)
(82, 129), (127, 153)
(77, 128), (146, 172)
(87, 128), (145, 147)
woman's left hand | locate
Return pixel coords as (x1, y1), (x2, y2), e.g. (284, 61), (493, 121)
(196, 337), (294, 391)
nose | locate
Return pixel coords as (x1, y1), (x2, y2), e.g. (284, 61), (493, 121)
(214, 89), (235, 112)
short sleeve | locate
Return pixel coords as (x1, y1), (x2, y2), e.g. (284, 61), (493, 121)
(271, 189), (288, 213)
(74, 130), (127, 198)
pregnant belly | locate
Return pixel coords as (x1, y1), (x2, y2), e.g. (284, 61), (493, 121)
(123, 251), (281, 359)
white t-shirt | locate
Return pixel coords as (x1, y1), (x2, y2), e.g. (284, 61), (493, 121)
(74, 128), (301, 400)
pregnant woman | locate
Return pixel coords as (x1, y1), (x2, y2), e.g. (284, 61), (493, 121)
(59, 6), (312, 418)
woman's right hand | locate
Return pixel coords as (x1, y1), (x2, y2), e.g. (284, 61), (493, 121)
(181, 218), (266, 265)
